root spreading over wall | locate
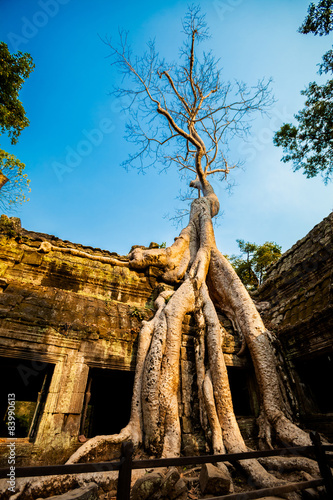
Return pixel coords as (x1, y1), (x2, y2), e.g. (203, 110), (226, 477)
(61, 184), (319, 497)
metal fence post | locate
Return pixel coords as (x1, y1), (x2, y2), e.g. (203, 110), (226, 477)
(310, 431), (333, 497)
(117, 441), (134, 500)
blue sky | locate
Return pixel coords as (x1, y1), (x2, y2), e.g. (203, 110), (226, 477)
(1, 0), (332, 257)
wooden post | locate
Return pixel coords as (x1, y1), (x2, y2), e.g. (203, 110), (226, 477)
(28, 372), (49, 440)
(117, 441), (134, 500)
(310, 431), (333, 497)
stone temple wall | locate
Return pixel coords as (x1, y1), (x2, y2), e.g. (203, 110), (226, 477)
(0, 215), (252, 466)
(254, 211), (333, 439)
(0, 212), (331, 466)
(0, 215), (153, 465)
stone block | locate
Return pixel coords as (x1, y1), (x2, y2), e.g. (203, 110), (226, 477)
(169, 478), (187, 500)
(302, 489), (321, 499)
(182, 401), (192, 417)
(55, 361), (88, 413)
(42, 482), (98, 500)
(131, 472), (163, 500)
(56, 390), (85, 414)
(73, 363), (90, 392)
(181, 360), (194, 411)
(43, 391), (59, 413)
(181, 416), (192, 433)
(159, 467), (180, 497)
(48, 362), (66, 393)
(22, 250), (43, 266)
(182, 434), (206, 456)
(199, 463), (230, 495)
(62, 414), (81, 436)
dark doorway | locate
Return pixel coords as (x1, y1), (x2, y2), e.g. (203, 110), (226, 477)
(81, 368), (135, 438)
(294, 353), (333, 413)
(227, 367), (255, 416)
(0, 357), (54, 439)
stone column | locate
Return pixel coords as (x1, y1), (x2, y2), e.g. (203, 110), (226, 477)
(35, 351), (89, 456)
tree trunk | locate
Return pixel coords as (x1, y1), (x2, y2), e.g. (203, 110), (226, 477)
(5, 183), (320, 500)
(63, 183), (321, 496)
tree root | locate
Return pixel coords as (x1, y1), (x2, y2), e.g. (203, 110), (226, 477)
(258, 456), (320, 476)
(2, 470), (119, 500)
(208, 246), (313, 449)
(37, 241), (129, 266)
(60, 192), (329, 497)
(67, 289), (174, 464)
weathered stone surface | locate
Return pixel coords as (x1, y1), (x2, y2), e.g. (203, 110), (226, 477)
(169, 478), (187, 500)
(302, 489), (322, 499)
(0, 216), (247, 467)
(255, 211), (333, 439)
(159, 467), (181, 497)
(132, 469), (187, 500)
(42, 483), (98, 500)
(199, 463), (231, 495)
(256, 212), (333, 359)
(182, 433), (206, 456)
(131, 472), (163, 500)
(0, 217), (156, 466)
(0, 211), (332, 471)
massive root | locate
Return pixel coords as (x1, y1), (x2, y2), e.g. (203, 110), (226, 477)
(64, 182), (321, 496)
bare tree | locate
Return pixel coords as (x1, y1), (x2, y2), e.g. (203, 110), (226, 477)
(65, 6), (321, 493)
(111, 8), (272, 185)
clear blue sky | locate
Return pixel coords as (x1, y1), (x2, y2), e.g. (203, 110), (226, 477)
(1, 0), (332, 256)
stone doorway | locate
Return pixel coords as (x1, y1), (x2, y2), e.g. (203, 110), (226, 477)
(80, 367), (135, 438)
(294, 353), (333, 414)
(227, 366), (258, 417)
(0, 357), (54, 439)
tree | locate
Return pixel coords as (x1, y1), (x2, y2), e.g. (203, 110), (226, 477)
(274, 0), (333, 183)
(65, 7), (320, 493)
(0, 42), (34, 210)
(229, 240), (282, 290)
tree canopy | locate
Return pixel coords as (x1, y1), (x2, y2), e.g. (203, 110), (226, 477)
(0, 41), (34, 210)
(274, 0), (333, 183)
(107, 5), (273, 192)
(228, 239), (282, 290)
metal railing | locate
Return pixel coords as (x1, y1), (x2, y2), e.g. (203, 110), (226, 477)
(0, 431), (332, 500)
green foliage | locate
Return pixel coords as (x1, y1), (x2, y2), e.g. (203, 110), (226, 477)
(274, 1), (333, 183)
(0, 150), (30, 210)
(130, 307), (144, 321)
(0, 42), (34, 209)
(0, 213), (17, 238)
(299, 0), (333, 35)
(228, 239), (282, 290)
(159, 242), (167, 248)
(0, 42), (34, 144)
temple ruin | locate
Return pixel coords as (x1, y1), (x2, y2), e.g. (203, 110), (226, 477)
(0, 212), (332, 466)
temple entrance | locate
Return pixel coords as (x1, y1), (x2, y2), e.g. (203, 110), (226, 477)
(294, 353), (333, 414)
(0, 356), (54, 439)
(80, 368), (135, 438)
(227, 366), (258, 416)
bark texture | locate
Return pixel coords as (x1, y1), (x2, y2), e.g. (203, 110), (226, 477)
(63, 181), (319, 496)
